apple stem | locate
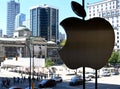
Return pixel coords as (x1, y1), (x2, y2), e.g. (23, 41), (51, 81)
(82, 0), (85, 20)
(82, 0), (85, 11)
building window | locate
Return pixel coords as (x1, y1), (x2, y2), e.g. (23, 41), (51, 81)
(117, 46), (119, 48)
(109, 2), (111, 5)
(117, 24), (119, 27)
(117, 40), (119, 43)
(89, 14), (91, 17)
(106, 3), (107, 6)
(111, 11), (114, 15)
(117, 32), (119, 35)
(110, 6), (111, 9)
(89, 7), (91, 10)
(97, 5), (99, 8)
(117, 36), (119, 39)
(113, 1), (114, 4)
(97, 9), (99, 12)
(113, 6), (115, 9)
(99, 13), (101, 17)
(19, 30), (24, 37)
(112, 20), (114, 24)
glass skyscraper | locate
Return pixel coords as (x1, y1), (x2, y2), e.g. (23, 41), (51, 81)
(15, 13), (26, 29)
(0, 29), (2, 37)
(30, 4), (59, 42)
(7, 0), (20, 37)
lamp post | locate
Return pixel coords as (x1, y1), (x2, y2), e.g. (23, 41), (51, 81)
(30, 37), (35, 79)
(25, 43), (32, 89)
(32, 45), (34, 79)
(27, 37), (35, 89)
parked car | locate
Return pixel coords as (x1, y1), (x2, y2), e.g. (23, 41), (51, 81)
(38, 79), (56, 88)
(102, 71), (111, 77)
(25, 86), (38, 89)
(112, 71), (119, 75)
(85, 73), (92, 81)
(69, 75), (83, 86)
(9, 86), (23, 89)
(79, 73), (92, 81)
(86, 72), (100, 78)
(52, 76), (63, 83)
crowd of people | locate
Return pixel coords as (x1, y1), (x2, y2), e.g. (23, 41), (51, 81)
(0, 74), (49, 88)
(1, 78), (11, 88)
(1, 76), (29, 88)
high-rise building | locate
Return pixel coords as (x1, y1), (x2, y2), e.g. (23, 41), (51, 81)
(7, 0), (20, 37)
(30, 4), (59, 42)
(15, 13), (26, 29)
(22, 19), (30, 29)
(87, 0), (120, 51)
(59, 32), (66, 41)
(0, 29), (2, 37)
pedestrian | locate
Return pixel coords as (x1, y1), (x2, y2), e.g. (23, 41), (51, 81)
(28, 76), (30, 82)
(1, 78), (5, 88)
(16, 77), (20, 83)
(13, 77), (16, 84)
(23, 76), (26, 82)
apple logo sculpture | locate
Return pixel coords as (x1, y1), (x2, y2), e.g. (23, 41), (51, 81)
(59, 1), (115, 69)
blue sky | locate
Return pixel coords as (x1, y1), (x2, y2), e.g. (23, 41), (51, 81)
(0, 0), (101, 35)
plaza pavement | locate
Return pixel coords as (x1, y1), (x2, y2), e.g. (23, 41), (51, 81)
(0, 69), (37, 89)
(0, 68), (120, 89)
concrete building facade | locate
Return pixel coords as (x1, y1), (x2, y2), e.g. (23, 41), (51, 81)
(0, 26), (61, 67)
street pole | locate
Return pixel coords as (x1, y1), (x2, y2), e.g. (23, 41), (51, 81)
(83, 67), (85, 89)
(95, 69), (98, 89)
(32, 45), (34, 79)
(82, 0), (86, 89)
(25, 43), (32, 89)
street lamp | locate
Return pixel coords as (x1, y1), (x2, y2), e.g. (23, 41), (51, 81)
(25, 43), (32, 89)
(27, 36), (36, 89)
(32, 44), (34, 79)
(29, 37), (35, 79)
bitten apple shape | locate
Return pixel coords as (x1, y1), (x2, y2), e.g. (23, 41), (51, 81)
(59, 1), (115, 69)
(59, 17), (115, 69)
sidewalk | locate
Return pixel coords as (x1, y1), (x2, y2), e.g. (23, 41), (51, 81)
(0, 69), (40, 88)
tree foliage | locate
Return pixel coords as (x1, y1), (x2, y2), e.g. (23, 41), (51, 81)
(45, 58), (55, 68)
(108, 51), (120, 66)
(59, 39), (66, 47)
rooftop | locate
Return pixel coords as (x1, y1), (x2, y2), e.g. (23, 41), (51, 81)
(15, 26), (30, 32)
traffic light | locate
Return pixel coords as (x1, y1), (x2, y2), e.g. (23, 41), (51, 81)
(16, 56), (18, 61)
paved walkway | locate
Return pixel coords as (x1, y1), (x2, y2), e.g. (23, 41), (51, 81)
(0, 69), (40, 89)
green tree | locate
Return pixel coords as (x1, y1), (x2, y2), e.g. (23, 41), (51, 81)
(108, 51), (120, 66)
(45, 58), (55, 68)
(59, 39), (66, 47)
(117, 51), (120, 65)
